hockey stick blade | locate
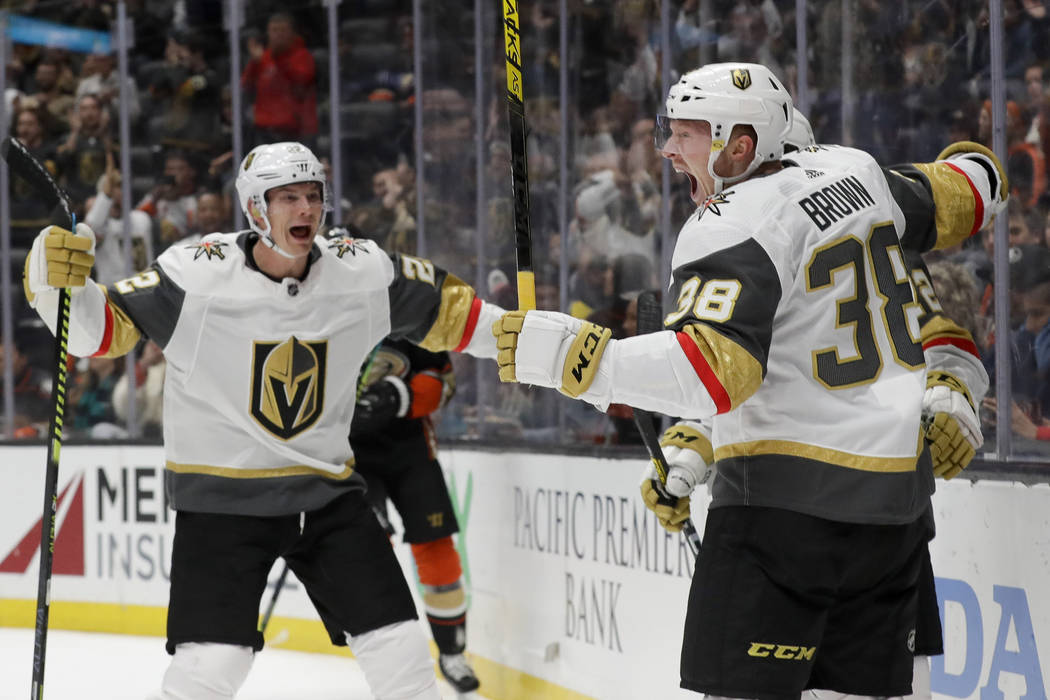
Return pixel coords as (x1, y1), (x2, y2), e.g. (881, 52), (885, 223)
(634, 290), (702, 557)
(1, 137), (72, 227)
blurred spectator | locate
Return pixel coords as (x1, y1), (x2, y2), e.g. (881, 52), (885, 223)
(568, 169), (655, 273)
(26, 58), (75, 139)
(241, 12), (318, 145)
(57, 0), (112, 32)
(69, 356), (124, 438)
(147, 31), (223, 156)
(1005, 100), (1046, 209)
(192, 190), (229, 239)
(974, 0), (1039, 80)
(137, 150), (201, 246)
(75, 51), (141, 125)
(568, 256), (610, 319)
(980, 98), (1047, 210)
(586, 254), (655, 338)
(1024, 63), (1045, 146)
(84, 155), (153, 284)
(113, 340), (165, 439)
(0, 338), (52, 438)
(928, 259), (987, 354)
(983, 244), (1050, 421)
(350, 165), (416, 254)
(55, 93), (111, 204)
(9, 103), (58, 245)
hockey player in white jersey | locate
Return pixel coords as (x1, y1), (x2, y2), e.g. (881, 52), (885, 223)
(493, 63), (1007, 697)
(24, 141), (505, 700)
(648, 108), (993, 700)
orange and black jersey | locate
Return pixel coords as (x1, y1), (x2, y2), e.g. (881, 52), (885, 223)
(351, 338), (454, 461)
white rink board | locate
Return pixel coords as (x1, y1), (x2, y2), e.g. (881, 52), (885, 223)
(0, 445), (1047, 699)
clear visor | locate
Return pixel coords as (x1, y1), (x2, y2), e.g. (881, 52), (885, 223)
(654, 113), (673, 150)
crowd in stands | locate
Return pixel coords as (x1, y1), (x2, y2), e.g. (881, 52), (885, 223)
(3, 0), (1050, 459)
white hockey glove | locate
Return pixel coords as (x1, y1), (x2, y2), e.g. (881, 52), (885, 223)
(936, 141), (1009, 220)
(24, 223), (97, 306)
(492, 310), (612, 398)
(922, 371), (982, 479)
(640, 421), (713, 533)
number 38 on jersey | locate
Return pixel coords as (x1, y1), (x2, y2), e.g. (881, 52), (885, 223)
(666, 277), (742, 325)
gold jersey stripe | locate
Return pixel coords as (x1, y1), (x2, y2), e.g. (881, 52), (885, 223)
(419, 274), (476, 352)
(919, 315), (975, 345)
(165, 458), (355, 480)
(715, 439), (918, 473)
(911, 162), (978, 248)
(99, 288), (142, 358)
(679, 323), (763, 411)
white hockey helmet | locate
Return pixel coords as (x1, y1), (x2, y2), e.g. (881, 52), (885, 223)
(235, 142), (330, 257)
(659, 62), (792, 193)
(784, 108), (815, 151)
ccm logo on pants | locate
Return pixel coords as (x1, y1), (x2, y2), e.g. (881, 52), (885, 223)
(746, 643), (816, 661)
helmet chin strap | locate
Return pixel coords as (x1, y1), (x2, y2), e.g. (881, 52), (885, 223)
(706, 149), (763, 195)
(261, 233), (305, 260)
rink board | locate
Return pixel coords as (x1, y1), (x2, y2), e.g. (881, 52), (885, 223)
(0, 444), (1047, 699)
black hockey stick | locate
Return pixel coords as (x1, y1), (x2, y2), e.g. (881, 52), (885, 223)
(2, 136), (75, 700)
(258, 562), (290, 635)
(634, 290), (702, 557)
(502, 0), (536, 310)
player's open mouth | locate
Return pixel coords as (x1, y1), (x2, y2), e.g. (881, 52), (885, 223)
(687, 173), (699, 200)
(290, 225), (312, 240)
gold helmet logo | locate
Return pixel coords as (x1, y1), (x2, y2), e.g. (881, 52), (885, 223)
(250, 336), (328, 440)
(731, 68), (752, 90)
(243, 152), (256, 171)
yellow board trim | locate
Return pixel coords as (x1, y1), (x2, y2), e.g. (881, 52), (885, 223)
(911, 162), (978, 249)
(419, 275), (477, 353)
(679, 323), (763, 410)
(165, 458), (354, 480)
(715, 439), (918, 472)
(0, 599), (594, 700)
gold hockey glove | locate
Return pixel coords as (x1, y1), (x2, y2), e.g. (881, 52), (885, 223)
(24, 223), (96, 304)
(923, 371), (982, 479)
(640, 476), (691, 533)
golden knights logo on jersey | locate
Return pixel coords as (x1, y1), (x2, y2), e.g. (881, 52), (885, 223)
(250, 336), (328, 440)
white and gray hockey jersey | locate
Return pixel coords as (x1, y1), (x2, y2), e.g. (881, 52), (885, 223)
(39, 231), (501, 516)
(577, 144), (999, 524)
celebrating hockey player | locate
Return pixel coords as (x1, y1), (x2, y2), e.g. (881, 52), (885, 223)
(648, 107), (992, 699)
(492, 63), (1007, 696)
(24, 141), (505, 700)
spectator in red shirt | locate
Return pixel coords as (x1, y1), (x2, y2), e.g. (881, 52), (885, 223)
(241, 12), (317, 146)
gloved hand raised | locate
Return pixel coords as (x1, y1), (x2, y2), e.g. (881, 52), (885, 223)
(639, 421), (713, 532)
(24, 223), (96, 304)
(923, 371), (982, 479)
(492, 309), (612, 398)
(351, 376), (411, 435)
